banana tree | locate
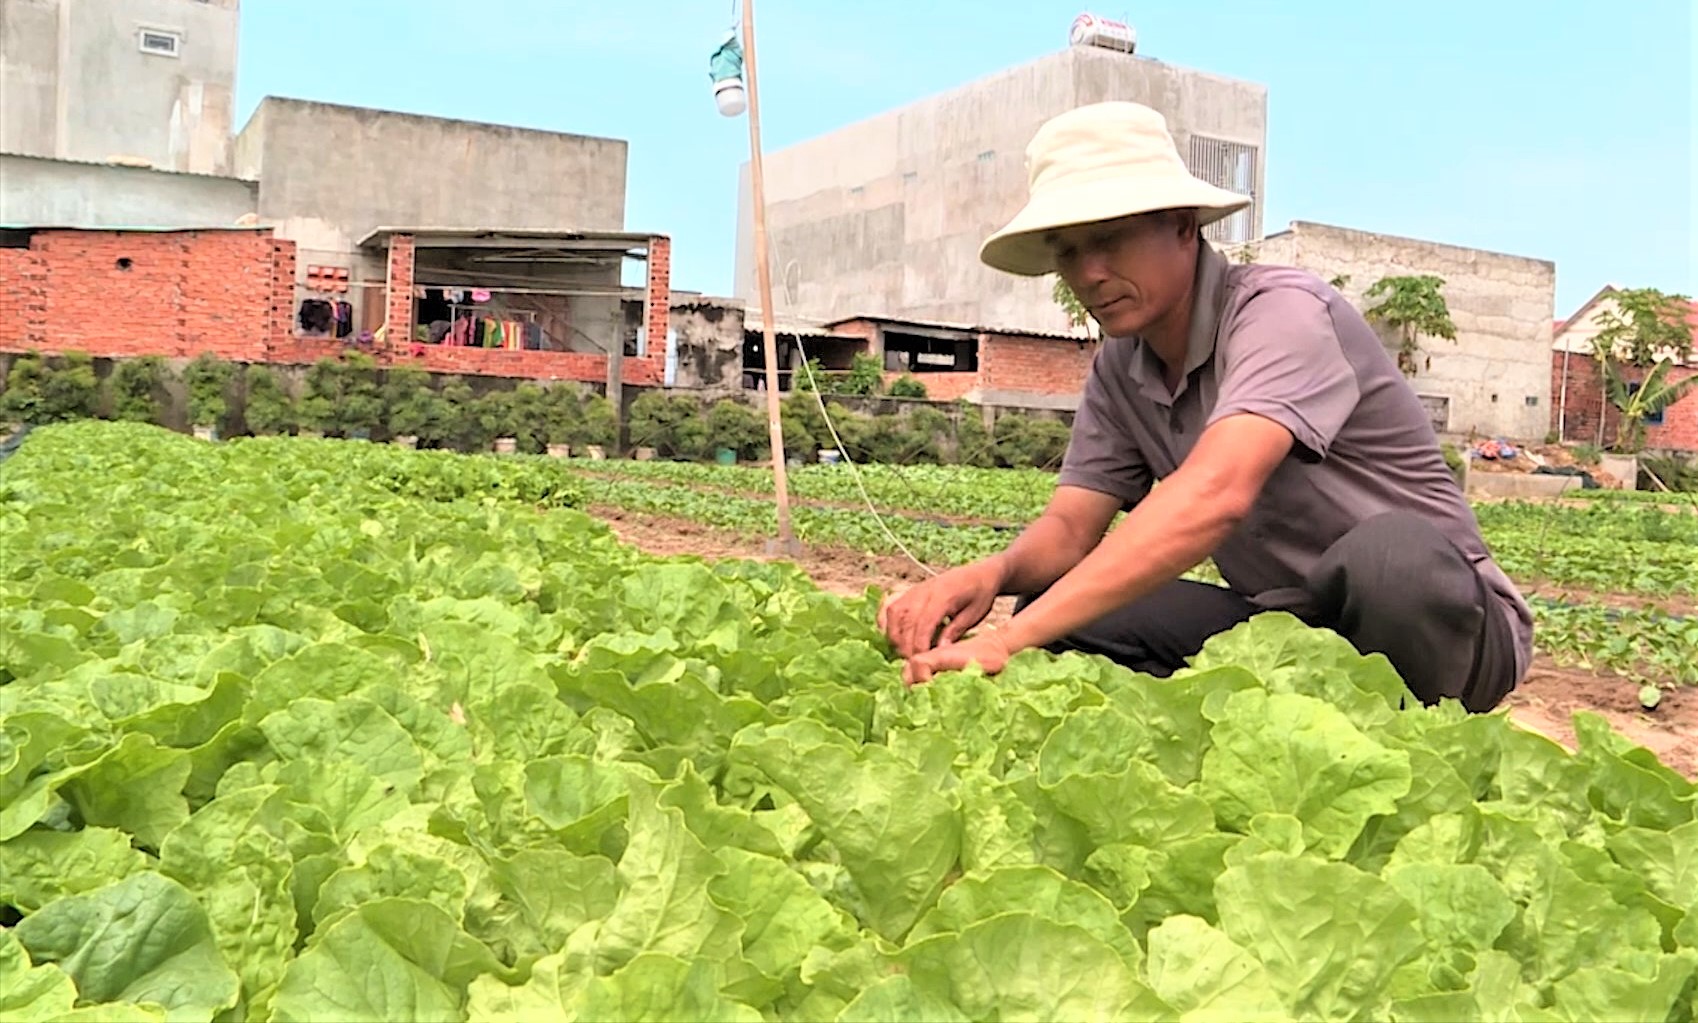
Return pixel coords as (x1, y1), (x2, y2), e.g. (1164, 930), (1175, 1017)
(1603, 357), (1698, 453)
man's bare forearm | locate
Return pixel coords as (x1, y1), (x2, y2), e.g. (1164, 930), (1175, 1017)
(985, 511), (1105, 597)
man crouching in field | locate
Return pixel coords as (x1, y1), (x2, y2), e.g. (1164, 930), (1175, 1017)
(878, 101), (1532, 712)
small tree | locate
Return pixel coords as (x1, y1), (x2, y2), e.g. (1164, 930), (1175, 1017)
(105, 356), (169, 424)
(1052, 275), (1090, 329)
(183, 353), (234, 430)
(1601, 358), (1698, 454)
(1591, 288), (1694, 366)
(1362, 275), (1458, 377)
(1589, 288), (1695, 453)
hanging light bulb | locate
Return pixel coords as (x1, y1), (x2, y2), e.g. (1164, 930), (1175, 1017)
(709, 29), (747, 117)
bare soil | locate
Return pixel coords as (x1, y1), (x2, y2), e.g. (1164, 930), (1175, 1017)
(593, 507), (1697, 777)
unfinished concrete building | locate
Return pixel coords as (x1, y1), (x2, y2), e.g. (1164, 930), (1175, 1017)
(734, 42), (1268, 335)
(0, 0), (239, 175)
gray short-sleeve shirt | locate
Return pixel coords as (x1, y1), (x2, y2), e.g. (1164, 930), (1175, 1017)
(1059, 243), (1535, 680)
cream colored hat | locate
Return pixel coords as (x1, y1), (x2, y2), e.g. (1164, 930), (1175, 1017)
(980, 102), (1252, 277)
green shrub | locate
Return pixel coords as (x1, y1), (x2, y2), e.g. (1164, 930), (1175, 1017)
(300, 355), (382, 438)
(887, 374), (929, 400)
(105, 356), (169, 424)
(243, 366), (296, 436)
(2, 352), (101, 425)
(781, 393), (828, 454)
(629, 392), (708, 459)
(539, 386), (585, 449)
(474, 389), (520, 448)
(437, 376), (485, 452)
(1640, 453), (1698, 492)
(184, 354), (234, 430)
(1440, 443), (1466, 487)
(994, 413), (1070, 469)
(707, 399), (766, 459)
(951, 406), (998, 467)
(577, 395), (618, 450)
(383, 367), (449, 444)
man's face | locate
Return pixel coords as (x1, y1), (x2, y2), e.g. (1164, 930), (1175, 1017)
(1047, 210), (1198, 338)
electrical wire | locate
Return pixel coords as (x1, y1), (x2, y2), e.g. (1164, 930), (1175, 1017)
(786, 334), (941, 577)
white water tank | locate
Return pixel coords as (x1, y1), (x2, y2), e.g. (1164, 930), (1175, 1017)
(1070, 13), (1136, 54)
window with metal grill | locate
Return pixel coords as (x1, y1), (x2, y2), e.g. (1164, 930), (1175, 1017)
(1186, 136), (1258, 244)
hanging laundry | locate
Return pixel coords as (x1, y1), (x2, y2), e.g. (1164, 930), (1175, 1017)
(472, 288), (492, 303)
(333, 301), (354, 338)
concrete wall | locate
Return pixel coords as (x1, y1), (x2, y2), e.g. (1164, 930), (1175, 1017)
(234, 97), (630, 330)
(1249, 221), (1555, 440)
(670, 300), (745, 393)
(0, 153), (256, 227)
(735, 46), (1266, 333)
(236, 98), (628, 263)
(0, 0), (237, 174)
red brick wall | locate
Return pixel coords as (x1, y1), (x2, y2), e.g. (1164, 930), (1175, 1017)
(1551, 352), (1698, 452)
(274, 338), (663, 386)
(384, 235), (416, 343)
(0, 230), (282, 361)
(980, 333), (1099, 396)
(646, 236), (671, 350)
(0, 248), (47, 348)
(269, 239), (298, 353)
(885, 371), (977, 401)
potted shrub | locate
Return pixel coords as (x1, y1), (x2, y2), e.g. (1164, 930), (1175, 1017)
(475, 389), (519, 454)
(507, 383), (551, 455)
(3, 352), (99, 426)
(105, 356), (169, 424)
(183, 353), (233, 440)
(298, 359), (340, 439)
(243, 366), (297, 436)
(437, 375), (485, 452)
(337, 354), (383, 441)
(576, 394), (617, 459)
(706, 398), (764, 465)
(383, 367), (440, 448)
(541, 386), (583, 458)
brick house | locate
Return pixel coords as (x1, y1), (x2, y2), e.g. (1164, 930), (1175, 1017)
(1551, 287), (1698, 452)
(0, 224), (672, 392)
(822, 315), (1100, 408)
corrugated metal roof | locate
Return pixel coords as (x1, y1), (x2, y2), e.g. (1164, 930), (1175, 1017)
(0, 151), (259, 184)
(358, 226), (657, 248)
(827, 313), (1089, 343)
(0, 223), (270, 234)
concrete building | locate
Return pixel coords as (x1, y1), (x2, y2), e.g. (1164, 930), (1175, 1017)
(734, 43), (1267, 334)
(231, 98), (629, 322)
(1248, 221), (1556, 441)
(0, 152), (256, 227)
(0, 0), (239, 175)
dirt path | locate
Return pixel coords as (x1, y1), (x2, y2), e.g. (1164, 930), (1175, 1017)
(595, 508), (1697, 777)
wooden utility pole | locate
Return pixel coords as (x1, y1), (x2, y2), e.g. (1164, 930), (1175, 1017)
(741, 0), (800, 554)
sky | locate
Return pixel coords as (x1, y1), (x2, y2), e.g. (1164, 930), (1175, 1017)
(235, 0), (1694, 317)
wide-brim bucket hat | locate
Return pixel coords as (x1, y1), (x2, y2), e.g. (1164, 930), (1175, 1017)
(980, 101), (1252, 277)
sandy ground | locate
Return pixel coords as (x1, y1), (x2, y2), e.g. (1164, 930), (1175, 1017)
(594, 506), (1697, 777)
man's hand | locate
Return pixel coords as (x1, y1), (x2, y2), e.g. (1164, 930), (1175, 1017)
(877, 559), (1005, 658)
(903, 629), (1015, 686)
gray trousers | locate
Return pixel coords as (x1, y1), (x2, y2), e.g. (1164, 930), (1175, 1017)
(1017, 512), (1518, 712)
